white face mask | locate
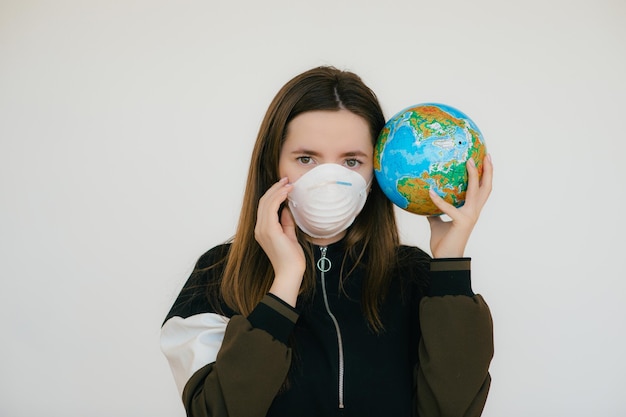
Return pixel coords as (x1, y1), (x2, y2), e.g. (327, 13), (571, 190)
(287, 164), (371, 239)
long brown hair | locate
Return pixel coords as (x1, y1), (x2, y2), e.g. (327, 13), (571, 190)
(220, 66), (399, 332)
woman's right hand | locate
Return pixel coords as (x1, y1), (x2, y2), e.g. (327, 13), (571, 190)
(255, 177), (306, 307)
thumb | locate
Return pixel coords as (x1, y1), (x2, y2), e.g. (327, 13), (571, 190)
(280, 206), (297, 237)
(427, 215), (443, 227)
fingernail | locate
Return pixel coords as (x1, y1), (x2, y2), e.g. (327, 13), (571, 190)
(487, 153), (492, 163)
(468, 158), (476, 167)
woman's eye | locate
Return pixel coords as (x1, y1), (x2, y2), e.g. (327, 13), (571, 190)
(297, 156), (313, 165)
(345, 159), (361, 168)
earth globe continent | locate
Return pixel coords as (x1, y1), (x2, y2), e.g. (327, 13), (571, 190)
(374, 103), (486, 216)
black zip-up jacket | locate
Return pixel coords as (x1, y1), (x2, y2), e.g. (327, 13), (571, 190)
(161, 240), (493, 417)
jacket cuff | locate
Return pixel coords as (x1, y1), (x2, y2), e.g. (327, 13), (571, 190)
(247, 293), (299, 344)
(428, 258), (474, 297)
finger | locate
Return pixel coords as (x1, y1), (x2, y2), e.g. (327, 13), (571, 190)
(478, 154), (493, 203)
(259, 178), (291, 214)
(464, 158), (480, 204)
(429, 188), (457, 219)
(256, 178), (292, 234)
(280, 206), (297, 238)
(427, 214), (443, 226)
(259, 177), (290, 203)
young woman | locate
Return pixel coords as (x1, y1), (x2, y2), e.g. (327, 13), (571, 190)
(161, 66), (494, 417)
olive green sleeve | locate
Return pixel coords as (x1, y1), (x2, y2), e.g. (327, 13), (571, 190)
(415, 258), (493, 417)
(416, 295), (493, 417)
(182, 296), (298, 417)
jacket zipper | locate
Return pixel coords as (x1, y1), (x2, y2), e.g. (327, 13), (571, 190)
(317, 246), (345, 409)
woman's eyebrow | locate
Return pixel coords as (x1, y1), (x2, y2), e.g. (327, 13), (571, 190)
(341, 151), (370, 157)
(290, 149), (370, 157)
(290, 148), (322, 156)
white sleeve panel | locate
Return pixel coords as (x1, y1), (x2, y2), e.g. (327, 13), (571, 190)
(160, 313), (230, 396)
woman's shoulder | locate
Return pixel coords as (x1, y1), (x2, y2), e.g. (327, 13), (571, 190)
(396, 244), (431, 265)
(163, 243), (233, 323)
(393, 244), (431, 292)
(194, 242), (232, 271)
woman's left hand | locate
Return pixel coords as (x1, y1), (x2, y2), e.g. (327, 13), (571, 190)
(427, 154), (493, 258)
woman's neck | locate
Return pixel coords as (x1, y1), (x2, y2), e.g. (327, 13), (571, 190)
(307, 230), (346, 247)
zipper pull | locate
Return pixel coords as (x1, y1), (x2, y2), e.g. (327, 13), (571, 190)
(317, 246), (331, 272)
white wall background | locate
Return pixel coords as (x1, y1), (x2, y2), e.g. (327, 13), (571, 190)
(1, 0), (625, 416)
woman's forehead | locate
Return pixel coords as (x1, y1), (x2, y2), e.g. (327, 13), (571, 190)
(284, 110), (372, 152)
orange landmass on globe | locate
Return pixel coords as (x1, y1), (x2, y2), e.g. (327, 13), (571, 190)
(373, 126), (390, 171)
(407, 106), (466, 140)
(407, 106), (483, 154)
(397, 169), (468, 216)
(397, 176), (439, 215)
(468, 132), (487, 173)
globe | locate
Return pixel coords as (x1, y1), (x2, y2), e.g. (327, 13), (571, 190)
(374, 103), (486, 216)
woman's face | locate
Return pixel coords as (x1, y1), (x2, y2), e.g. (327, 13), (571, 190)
(278, 109), (374, 184)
